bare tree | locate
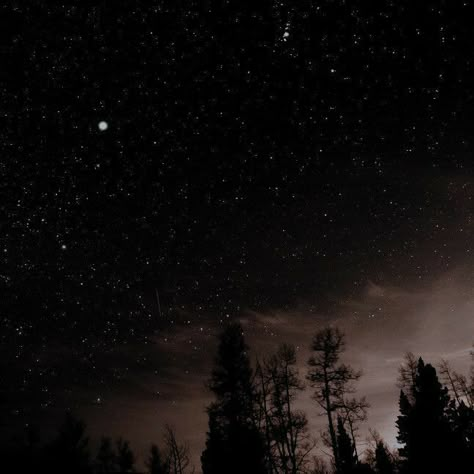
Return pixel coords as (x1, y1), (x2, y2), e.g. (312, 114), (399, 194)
(397, 352), (418, 402)
(257, 344), (316, 473)
(364, 428), (397, 473)
(146, 444), (169, 474)
(337, 396), (369, 458)
(309, 455), (331, 474)
(439, 359), (473, 408)
(363, 428), (382, 467)
(306, 327), (362, 471)
(255, 358), (279, 474)
(164, 425), (193, 474)
(470, 345), (474, 393)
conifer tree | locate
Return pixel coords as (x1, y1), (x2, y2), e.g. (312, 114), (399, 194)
(201, 323), (267, 474)
(440, 357), (474, 471)
(374, 442), (394, 474)
(396, 358), (460, 473)
(336, 418), (357, 474)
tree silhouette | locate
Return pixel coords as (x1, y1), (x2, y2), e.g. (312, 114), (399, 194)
(306, 327), (363, 471)
(164, 425), (192, 474)
(396, 357), (468, 473)
(3, 336), (473, 473)
(256, 343), (316, 473)
(448, 399), (474, 467)
(45, 413), (92, 473)
(201, 322), (267, 474)
(147, 444), (170, 474)
(364, 430), (394, 474)
(439, 359), (473, 408)
(96, 437), (117, 473)
(373, 442), (394, 474)
(471, 345), (474, 395)
(116, 437), (136, 472)
(440, 357), (474, 470)
(397, 352), (418, 403)
(309, 456), (331, 474)
(337, 397), (369, 459)
(0, 426), (42, 473)
(336, 417), (357, 474)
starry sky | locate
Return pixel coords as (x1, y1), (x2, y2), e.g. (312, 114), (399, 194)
(2, 1), (474, 467)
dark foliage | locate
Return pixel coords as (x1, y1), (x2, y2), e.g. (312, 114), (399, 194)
(96, 436), (117, 473)
(256, 343), (315, 473)
(374, 442), (394, 474)
(201, 323), (267, 474)
(147, 444), (169, 474)
(116, 437), (136, 472)
(307, 327), (364, 472)
(336, 417), (357, 474)
(1, 331), (473, 474)
(44, 413), (92, 474)
(396, 358), (472, 473)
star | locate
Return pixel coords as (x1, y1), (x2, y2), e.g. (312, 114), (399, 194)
(98, 121), (108, 131)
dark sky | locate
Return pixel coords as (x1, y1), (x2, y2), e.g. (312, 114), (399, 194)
(2, 1), (474, 468)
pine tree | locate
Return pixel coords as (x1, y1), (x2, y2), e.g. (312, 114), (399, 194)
(440, 358), (474, 468)
(374, 442), (394, 474)
(201, 323), (267, 474)
(395, 390), (412, 463)
(336, 418), (357, 474)
(396, 357), (460, 473)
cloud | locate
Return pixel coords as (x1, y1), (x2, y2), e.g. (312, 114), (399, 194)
(240, 270), (474, 449)
(76, 269), (473, 465)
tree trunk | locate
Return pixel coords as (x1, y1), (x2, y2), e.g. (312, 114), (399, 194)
(324, 367), (339, 471)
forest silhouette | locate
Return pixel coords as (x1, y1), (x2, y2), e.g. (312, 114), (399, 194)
(2, 324), (473, 473)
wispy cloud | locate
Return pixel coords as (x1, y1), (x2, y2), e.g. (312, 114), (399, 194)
(78, 269), (473, 464)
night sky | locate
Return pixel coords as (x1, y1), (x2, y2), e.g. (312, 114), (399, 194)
(2, 1), (474, 467)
